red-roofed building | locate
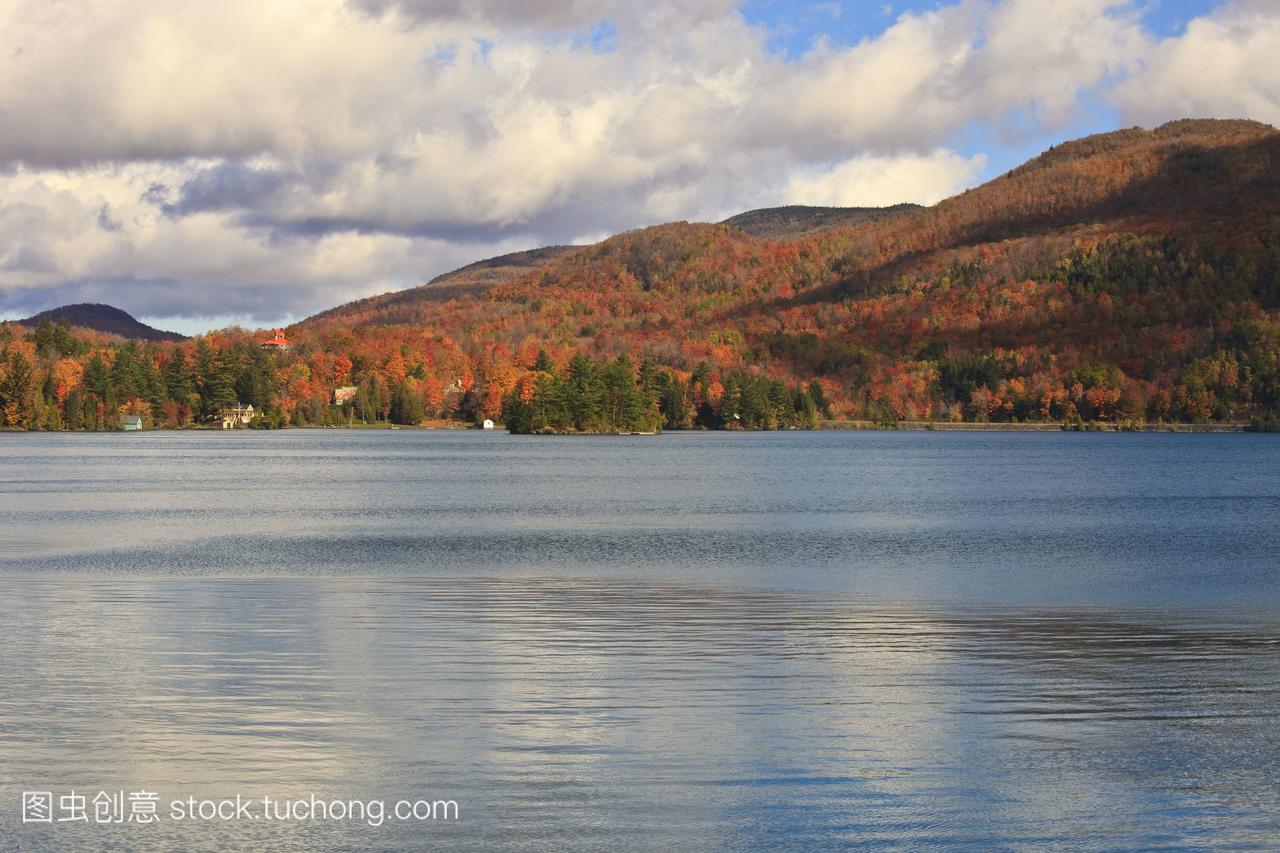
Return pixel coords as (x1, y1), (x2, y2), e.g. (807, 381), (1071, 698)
(261, 328), (291, 350)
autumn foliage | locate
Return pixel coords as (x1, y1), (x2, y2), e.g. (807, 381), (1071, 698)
(3, 119), (1280, 431)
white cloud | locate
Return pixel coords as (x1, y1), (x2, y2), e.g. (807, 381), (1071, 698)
(752, 0), (1146, 158)
(1112, 1), (1280, 126)
(0, 0), (1269, 326)
(0, 162), (526, 321)
(786, 150), (988, 207)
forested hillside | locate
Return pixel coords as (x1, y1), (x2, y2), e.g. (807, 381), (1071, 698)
(3, 119), (1279, 432)
(721, 204), (921, 239)
(305, 244), (583, 328)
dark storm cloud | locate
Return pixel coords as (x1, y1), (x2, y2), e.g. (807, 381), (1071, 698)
(162, 161), (298, 218)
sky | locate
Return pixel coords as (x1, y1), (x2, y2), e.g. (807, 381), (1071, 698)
(0, 0), (1277, 335)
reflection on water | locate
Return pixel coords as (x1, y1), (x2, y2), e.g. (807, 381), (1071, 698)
(1, 430), (1279, 848)
(2, 577), (1278, 850)
(3, 430), (1280, 608)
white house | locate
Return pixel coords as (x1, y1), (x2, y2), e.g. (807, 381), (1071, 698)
(220, 404), (255, 429)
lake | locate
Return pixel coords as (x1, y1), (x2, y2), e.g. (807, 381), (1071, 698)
(1, 430), (1278, 849)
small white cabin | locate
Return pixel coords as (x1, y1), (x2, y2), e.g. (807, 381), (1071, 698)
(482, 419), (495, 430)
(219, 404), (255, 429)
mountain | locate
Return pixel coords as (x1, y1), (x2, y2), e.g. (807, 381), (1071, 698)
(720, 203), (921, 240)
(331, 118), (1280, 423)
(18, 303), (186, 341)
(5, 118), (1280, 432)
(303, 245), (582, 328)
(302, 205), (920, 329)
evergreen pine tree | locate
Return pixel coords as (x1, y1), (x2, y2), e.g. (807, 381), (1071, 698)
(164, 347), (193, 402)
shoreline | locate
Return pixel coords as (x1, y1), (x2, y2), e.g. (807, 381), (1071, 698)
(820, 420), (1251, 433)
(1, 421), (1260, 434)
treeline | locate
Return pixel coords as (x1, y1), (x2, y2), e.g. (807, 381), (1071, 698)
(501, 351), (828, 434)
(0, 321), (829, 432)
(0, 322), (294, 430)
(0, 320), (456, 430)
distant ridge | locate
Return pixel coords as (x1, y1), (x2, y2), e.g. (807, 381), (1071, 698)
(18, 303), (186, 341)
(422, 244), (584, 300)
(720, 204), (923, 240)
(301, 206), (922, 328)
(302, 244), (583, 328)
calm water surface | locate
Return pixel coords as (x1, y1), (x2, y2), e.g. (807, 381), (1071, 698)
(0, 430), (1277, 849)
